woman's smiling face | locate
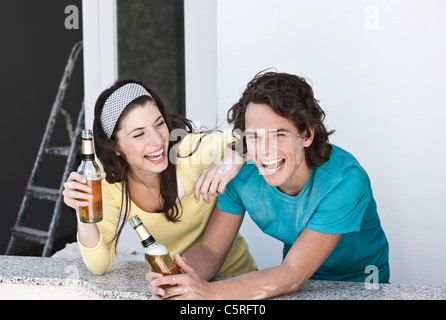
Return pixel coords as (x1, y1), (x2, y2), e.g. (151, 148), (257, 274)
(245, 102), (314, 195)
(114, 101), (170, 175)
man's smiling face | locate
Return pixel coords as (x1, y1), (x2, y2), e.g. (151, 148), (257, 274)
(245, 102), (313, 196)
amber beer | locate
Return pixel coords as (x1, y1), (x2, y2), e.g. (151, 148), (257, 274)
(78, 179), (102, 223)
(146, 254), (181, 276)
(129, 215), (181, 287)
(77, 129), (103, 223)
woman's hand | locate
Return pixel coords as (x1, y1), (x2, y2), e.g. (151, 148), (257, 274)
(62, 171), (106, 210)
(63, 171), (105, 247)
(194, 151), (244, 203)
(147, 254), (217, 300)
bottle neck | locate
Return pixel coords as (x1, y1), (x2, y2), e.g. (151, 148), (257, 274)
(133, 223), (156, 247)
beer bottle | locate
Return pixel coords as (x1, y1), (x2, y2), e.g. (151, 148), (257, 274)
(77, 129), (103, 223)
(129, 215), (181, 280)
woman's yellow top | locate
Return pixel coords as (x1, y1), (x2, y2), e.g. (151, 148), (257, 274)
(77, 131), (257, 276)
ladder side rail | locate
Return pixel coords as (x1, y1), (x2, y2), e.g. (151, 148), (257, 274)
(42, 104), (84, 257)
(28, 41), (83, 187)
(5, 195), (31, 254)
(60, 108), (74, 142)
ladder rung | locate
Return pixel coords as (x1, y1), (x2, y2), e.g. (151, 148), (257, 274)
(44, 146), (71, 156)
(10, 226), (49, 244)
(25, 186), (60, 201)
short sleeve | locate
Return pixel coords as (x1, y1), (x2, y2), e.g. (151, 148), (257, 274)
(306, 168), (372, 234)
(217, 180), (246, 215)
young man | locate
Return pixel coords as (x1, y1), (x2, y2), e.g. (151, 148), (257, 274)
(147, 71), (390, 300)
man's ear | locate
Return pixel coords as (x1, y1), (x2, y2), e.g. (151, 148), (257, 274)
(303, 127), (315, 147)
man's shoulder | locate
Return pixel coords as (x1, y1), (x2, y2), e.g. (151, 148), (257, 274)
(320, 145), (364, 176)
(315, 145), (370, 192)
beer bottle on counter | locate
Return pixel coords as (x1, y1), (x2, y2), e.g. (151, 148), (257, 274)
(129, 215), (181, 279)
(77, 129), (103, 223)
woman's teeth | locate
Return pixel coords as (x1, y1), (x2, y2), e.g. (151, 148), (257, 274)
(145, 149), (164, 161)
(261, 158), (285, 173)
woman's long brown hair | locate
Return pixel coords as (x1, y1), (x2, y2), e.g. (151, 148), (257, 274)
(93, 80), (194, 250)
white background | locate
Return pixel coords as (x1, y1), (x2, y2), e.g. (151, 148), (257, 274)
(84, 0), (446, 286)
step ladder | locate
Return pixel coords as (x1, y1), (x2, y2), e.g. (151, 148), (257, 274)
(6, 41), (84, 257)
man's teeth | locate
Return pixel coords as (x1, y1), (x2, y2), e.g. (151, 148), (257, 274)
(261, 159), (282, 165)
(261, 159), (285, 173)
(145, 149), (164, 160)
(264, 162), (284, 173)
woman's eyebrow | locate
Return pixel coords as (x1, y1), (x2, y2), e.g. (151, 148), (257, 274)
(127, 116), (163, 135)
(128, 127), (145, 135)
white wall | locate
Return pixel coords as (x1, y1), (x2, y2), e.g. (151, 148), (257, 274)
(211, 0), (446, 286)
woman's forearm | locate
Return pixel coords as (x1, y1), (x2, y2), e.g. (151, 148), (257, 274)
(76, 209), (101, 248)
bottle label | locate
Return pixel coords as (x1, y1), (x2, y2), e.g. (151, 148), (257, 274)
(135, 224), (153, 243)
(82, 140), (95, 156)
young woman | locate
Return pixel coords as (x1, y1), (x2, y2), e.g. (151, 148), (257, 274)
(62, 80), (257, 276)
(147, 71), (390, 300)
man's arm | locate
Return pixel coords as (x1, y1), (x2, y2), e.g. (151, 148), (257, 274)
(151, 222), (341, 299)
(182, 207), (245, 280)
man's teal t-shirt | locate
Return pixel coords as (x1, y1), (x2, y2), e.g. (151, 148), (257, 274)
(217, 145), (390, 283)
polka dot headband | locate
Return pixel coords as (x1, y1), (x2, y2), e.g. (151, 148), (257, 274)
(100, 83), (153, 139)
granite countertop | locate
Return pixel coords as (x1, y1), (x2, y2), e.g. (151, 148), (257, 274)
(1, 255), (445, 300)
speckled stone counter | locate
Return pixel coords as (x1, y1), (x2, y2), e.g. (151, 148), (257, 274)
(1, 255), (445, 300)
(0, 255), (149, 299)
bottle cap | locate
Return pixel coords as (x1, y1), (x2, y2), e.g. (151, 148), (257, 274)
(129, 215), (142, 228)
(82, 129), (93, 140)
